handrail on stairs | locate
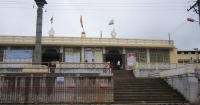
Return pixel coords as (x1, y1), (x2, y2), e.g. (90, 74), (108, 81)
(148, 73), (160, 78)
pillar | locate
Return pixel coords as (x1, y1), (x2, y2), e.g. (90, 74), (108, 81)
(81, 47), (85, 62)
(147, 48), (150, 63)
(60, 46), (63, 62)
(122, 47), (125, 54)
(33, 0), (47, 63)
(103, 47), (105, 54)
(170, 48), (178, 63)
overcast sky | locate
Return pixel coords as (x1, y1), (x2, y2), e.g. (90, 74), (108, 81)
(0, 0), (200, 50)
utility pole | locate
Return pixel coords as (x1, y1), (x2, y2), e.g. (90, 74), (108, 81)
(168, 33), (170, 45)
(33, 0), (47, 63)
(198, 0), (200, 25)
(187, 0), (200, 24)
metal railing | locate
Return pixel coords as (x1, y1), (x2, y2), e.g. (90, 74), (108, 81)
(0, 75), (114, 104)
(148, 73), (160, 78)
(0, 62), (111, 73)
(138, 63), (156, 69)
(134, 62), (190, 70)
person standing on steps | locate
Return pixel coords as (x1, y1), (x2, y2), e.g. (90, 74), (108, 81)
(117, 60), (120, 70)
(190, 57), (194, 63)
(110, 61), (113, 70)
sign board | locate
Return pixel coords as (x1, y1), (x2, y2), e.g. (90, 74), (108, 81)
(189, 78), (198, 83)
(65, 52), (80, 62)
(56, 77), (64, 83)
(100, 84), (108, 88)
(67, 84), (75, 88)
(3, 50), (33, 62)
(127, 53), (136, 66)
(3, 50), (33, 68)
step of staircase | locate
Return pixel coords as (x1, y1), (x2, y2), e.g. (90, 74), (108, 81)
(113, 70), (189, 104)
(112, 70), (134, 77)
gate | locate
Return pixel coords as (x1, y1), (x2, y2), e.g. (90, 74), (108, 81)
(0, 75), (113, 104)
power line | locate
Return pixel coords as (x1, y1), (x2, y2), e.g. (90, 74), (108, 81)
(0, 1), (192, 10)
(0, 1), (195, 5)
(0, 5), (188, 9)
(0, 4), (191, 7)
(172, 34), (200, 42)
(0, 7), (187, 11)
(170, 13), (196, 34)
(170, 22), (188, 33)
(45, 5), (189, 8)
(0, 5), (190, 8)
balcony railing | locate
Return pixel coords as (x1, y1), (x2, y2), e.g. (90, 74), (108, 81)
(0, 36), (174, 46)
(133, 62), (195, 70)
(0, 62), (111, 73)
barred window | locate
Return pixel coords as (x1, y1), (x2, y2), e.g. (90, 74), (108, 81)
(177, 51), (181, 54)
(149, 49), (170, 63)
(126, 48), (147, 63)
(191, 51), (195, 54)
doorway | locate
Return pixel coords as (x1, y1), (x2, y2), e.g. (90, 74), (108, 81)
(42, 48), (60, 67)
(105, 50), (124, 70)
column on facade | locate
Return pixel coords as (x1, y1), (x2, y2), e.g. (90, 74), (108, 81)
(103, 47), (105, 54)
(170, 48), (178, 63)
(60, 46), (63, 62)
(81, 47), (85, 62)
(146, 48), (150, 63)
(123, 47), (125, 54)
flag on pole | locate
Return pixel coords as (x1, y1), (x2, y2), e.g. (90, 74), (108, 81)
(108, 19), (114, 25)
(50, 15), (53, 24)
(80, 15), (83, 28)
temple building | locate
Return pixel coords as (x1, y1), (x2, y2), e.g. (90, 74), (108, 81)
(0, 29), (177, 70)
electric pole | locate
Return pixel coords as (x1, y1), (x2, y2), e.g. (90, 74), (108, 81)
(187, 0), (200, 24)
(33, 0), (47, 63)
(168, 33), (170, 45)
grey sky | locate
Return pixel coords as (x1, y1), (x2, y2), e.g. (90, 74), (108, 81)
(0, 0), (199, 50)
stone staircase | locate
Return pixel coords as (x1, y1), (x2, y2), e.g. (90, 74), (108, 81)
(113, 70), (189, 104)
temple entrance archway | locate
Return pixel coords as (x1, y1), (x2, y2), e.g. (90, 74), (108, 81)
(104, 48), (125, 70)
(42, 48), (61, 66)
(42, 48), (62, 73)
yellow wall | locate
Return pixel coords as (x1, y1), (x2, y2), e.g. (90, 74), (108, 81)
(170, 48), (178, 63)
(177, 51), (199, 63)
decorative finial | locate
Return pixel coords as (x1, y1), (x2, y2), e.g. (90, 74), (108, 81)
(81, 31), (86, 38)
(111, 29), (116, 38)
(49, 27), (55, 37)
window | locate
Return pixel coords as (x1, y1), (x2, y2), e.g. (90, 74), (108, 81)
(191, 51), (195, 54)
(149, 49), (170, 63)
(126, 48), (147, 63)
(184, 52), (188, 54)
(177, 51), (181, 54)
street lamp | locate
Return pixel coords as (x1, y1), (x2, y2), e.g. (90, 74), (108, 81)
(194, 48), (199, 63)
(187, 18), (199, 22)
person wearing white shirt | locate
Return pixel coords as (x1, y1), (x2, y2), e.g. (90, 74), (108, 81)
(117, 60), (120, 70)
(190, 57), (194, 63)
